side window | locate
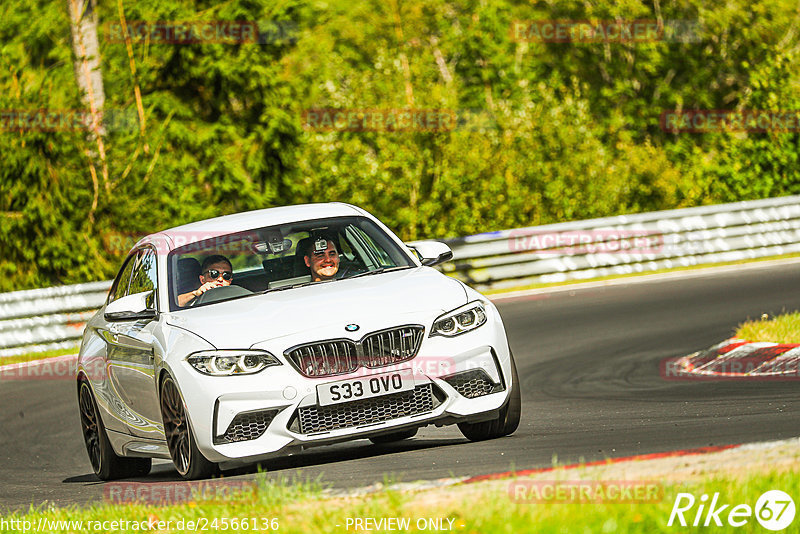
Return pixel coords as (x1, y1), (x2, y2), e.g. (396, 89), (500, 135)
(347, 225), (396, 268)
(128, 248), (158, 309)
(109, 254), (136, 304)
(108, 249), (158, 307)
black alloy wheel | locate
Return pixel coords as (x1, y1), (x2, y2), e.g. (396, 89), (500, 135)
(160, 376), (218, 479)
(78, 380), (151, 480)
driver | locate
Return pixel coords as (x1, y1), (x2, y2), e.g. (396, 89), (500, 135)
(304, 238), (340, 282)
(178, 255), (233, 306)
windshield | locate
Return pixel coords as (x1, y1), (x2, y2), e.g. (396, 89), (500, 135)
(167, 216), (415, 310)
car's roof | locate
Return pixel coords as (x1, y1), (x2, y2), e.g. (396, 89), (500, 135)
(136, 202), (368, 252)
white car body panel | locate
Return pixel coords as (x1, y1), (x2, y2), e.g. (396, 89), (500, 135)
(77, 203), (516, 471)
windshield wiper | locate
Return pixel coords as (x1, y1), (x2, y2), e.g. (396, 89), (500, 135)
(263, 279), (337, 294)
(263, 281), (315, 294)
(264, 267), (410, 291)
(348, 266), (411, 279)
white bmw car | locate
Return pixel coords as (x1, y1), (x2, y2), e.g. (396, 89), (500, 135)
(77, 203), (520, 480)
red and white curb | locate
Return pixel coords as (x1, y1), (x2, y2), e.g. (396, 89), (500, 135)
(668, 338), (800, 379)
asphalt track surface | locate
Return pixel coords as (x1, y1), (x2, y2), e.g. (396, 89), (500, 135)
(3, 260), (800, 511)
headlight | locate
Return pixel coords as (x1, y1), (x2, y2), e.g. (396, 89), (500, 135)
(187, 350), (281, 376)
(431, 301), (488, 337)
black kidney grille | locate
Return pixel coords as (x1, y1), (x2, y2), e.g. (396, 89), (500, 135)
(289, 339), (358, 377)
(286, 325), (425, 378)
(361, 326), (424, 367)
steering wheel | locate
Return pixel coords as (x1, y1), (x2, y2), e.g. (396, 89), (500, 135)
(336, 264), (353, 279)
(336, 256), (368, 279)
(189, 285), (253, 306)
(188, 288), (217, 307)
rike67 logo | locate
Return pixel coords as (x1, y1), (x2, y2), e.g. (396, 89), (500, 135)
(668, 490), (795, 530)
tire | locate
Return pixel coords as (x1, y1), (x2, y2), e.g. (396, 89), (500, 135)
(458, 352), (521, 441)
(369, 428), (418, 444)
(160, 375), (218, 480)
(78, 380), (152, 480)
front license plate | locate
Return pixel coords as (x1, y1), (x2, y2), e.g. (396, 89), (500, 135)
(317, 369), (414, 406)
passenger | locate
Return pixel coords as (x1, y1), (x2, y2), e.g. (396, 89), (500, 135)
(178, 255), (233, 306)
(304, 238), (340, 282)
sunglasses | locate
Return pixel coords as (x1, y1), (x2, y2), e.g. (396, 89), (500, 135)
(204, 269), (233, 281)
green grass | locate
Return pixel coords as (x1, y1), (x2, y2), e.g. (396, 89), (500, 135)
(0, 347), (78, 366)
(3, 470), (800, 533)
(736, 311), (800, 344)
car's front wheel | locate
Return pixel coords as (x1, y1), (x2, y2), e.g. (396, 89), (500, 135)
(458, 352), (521, 441)
(160, 375), (218, 480)
(78, 380), (152, 480)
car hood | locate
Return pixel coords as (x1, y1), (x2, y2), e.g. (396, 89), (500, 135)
(163, 267), (468, 349)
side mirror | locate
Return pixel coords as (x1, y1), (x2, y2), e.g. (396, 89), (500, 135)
(408, 241), (453, 267)
(104, 290), (157, 322)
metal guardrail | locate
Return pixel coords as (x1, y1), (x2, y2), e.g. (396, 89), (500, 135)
(2, 196), (799, 357)
(439, 195), (800, 290)
(0, 281), (112, 357)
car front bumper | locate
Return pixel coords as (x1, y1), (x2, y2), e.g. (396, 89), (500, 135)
(168, 306), (514, 466)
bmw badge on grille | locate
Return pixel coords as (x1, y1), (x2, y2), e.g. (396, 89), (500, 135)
(345, 324), (360, 332)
